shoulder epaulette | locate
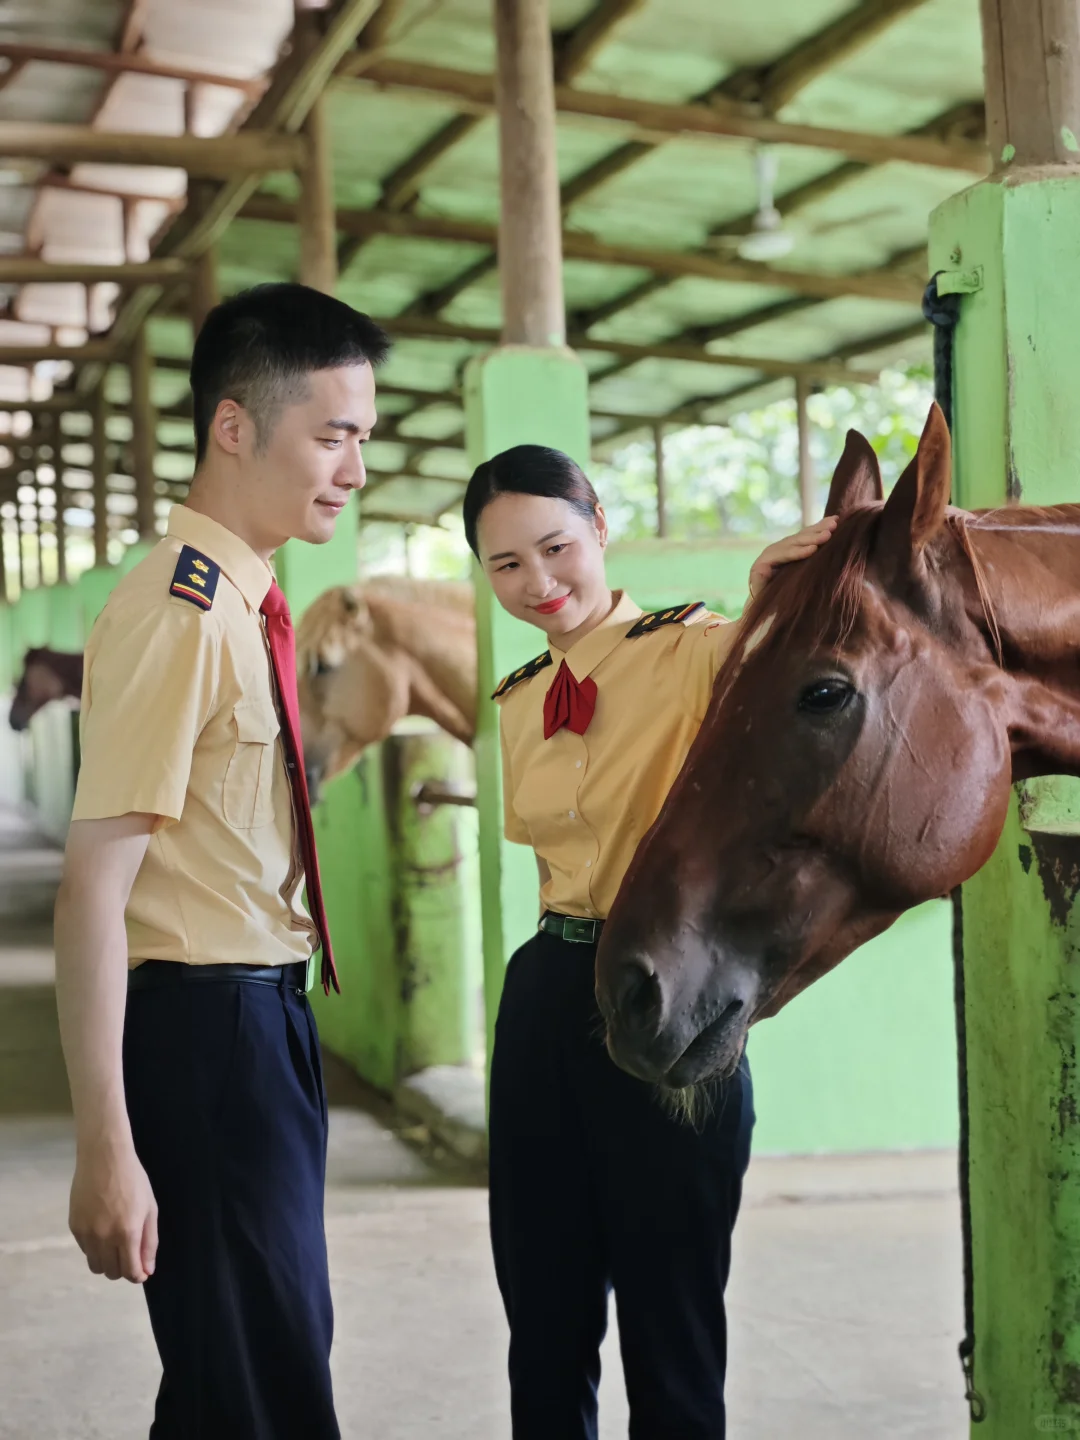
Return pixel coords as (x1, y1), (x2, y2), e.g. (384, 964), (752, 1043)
(491, 651), (553, 700)
(626, 602), (705, 638)
(169, 545), (220, 612)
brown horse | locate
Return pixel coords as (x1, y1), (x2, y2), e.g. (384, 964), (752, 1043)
(596, 404), (1080, 1088)
(296, 577), (477, 801)
(10, 648), (84, 731)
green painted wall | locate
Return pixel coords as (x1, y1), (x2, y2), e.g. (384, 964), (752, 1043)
(931, 172), (1080, 1434)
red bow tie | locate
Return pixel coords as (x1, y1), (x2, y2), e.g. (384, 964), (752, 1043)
(543, 660), (597, 740)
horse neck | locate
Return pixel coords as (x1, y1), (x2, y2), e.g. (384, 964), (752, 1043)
(368, 597), (476, 720)
(965, 509), (1080, 774)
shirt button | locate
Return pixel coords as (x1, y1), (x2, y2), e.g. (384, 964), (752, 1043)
(575, 761), (582, 769)
(585, 860), (592, 868)
(568, 810), (576, 819)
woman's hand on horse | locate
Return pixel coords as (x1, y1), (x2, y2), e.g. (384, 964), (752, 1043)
(748, 516), (838, 599)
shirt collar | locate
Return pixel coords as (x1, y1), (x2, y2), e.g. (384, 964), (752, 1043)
(553, 591), (643, 683)
(167, 505), (274, 613)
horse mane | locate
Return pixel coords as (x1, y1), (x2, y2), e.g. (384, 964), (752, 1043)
(296, 577), (475, 666)
(714, 504), (1005, 707)
(364, 575), (474, 616)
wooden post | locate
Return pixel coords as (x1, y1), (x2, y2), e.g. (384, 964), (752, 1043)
(493, 0), (565, 345)
(92, 385), (110, 567)
(187, 180), (220, 333)
(653, 422), (668, 537)
(980, 0), (1080, 169)
(795, 376), (815, 524)
(130, 325), (157, 542)
(54, 465), (67, 586)
(299, 92), (337, 295)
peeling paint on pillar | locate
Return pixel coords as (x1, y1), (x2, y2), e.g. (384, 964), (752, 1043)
(931, 171), (1080, 1435)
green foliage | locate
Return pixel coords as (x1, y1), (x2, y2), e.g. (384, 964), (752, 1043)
(591, 367), (935, 543)
(356, 367), (937, 575)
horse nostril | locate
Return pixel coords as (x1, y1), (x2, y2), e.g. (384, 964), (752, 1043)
(612, 958), (664, 1038)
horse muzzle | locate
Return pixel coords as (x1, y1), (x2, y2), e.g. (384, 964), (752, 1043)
(598, 947), (759, 1087)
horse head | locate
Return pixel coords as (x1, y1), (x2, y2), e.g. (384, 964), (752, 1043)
(596, 404), (1021, 1088)
(10, 648), (81, 731)
(296, 585), (409, 802)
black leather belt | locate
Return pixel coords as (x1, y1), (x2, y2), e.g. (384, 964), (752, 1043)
(538, 911), (605, 945)
(128, 960), (309, 994)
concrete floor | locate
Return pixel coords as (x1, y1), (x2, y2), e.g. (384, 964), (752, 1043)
(0, 804), (968, 1438)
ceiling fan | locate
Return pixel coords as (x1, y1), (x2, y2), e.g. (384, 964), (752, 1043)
(709, 145), (903, 263)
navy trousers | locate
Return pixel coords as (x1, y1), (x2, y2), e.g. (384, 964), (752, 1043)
(489, 932), (754, 1440)
(123, 970), (338, 1440)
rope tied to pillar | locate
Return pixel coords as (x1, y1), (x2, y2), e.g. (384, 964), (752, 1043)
(928, 270), (986, 1423)
(922, 271), (962, 434)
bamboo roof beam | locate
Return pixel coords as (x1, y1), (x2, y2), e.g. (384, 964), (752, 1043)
(717, 0), (932, 112)
(241, 195), (923, 304)
(369, 312), (881, 385)
(553, 0), (650, 84)
(340, 58), (988, 172)
(0, 124), (304, 176)
(0, 259), (188, 285)
(0, 42), (267, 96)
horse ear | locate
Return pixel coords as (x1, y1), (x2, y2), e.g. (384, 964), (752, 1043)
(824, 430), (883, 518)
(879, 402), (952, 555)
(341, 587), (361, 614)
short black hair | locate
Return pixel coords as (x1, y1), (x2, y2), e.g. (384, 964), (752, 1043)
(463, 444), (599, 557)
(190, 283), (391, 464)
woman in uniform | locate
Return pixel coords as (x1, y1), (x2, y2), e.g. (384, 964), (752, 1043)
(464, 444), (835, 1440)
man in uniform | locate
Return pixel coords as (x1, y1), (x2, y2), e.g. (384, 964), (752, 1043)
(53, 283), (389, 1438)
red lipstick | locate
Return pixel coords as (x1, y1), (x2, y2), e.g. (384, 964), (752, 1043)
(535, 595), (569, 616)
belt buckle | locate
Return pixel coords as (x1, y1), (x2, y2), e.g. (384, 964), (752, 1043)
(563, 917), (596, 944)
(305, 954), (316, 993)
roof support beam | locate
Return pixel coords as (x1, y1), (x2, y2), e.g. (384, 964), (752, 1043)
(371, 312), (881, 385)
(339, 58), (989, 172)
(718, 0), (932, 112)
(0, 123), (304, 176)
(0, 41), (266, 96)
(553, 0), (650, 84)
(241, 195), (924, 304)
(0, 258), (187, 285)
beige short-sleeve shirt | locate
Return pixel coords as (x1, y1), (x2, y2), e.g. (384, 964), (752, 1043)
(72, 506), (317, 967)
(496, 591), (738, 920)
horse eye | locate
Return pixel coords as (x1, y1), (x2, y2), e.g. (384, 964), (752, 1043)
(797, 678), (854, 715)
(308, 655), (334, 680)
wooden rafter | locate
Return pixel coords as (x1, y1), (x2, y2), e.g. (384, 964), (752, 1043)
(0, 259), (188, 284)
(553, 0), (650, 84)
(0, 124), (304, 176)
(0, 42), (267, 96)
(717, 0), (932, 112)
(341, 58), (988, 172)
(243, 195), (923, 304)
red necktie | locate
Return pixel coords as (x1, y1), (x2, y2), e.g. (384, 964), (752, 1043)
(260, 581), (339, 995)
(543, 660), (597, 740)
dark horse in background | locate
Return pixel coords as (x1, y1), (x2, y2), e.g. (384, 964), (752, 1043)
(9, 649), (83, 731)
(597, 404), (1080, 1087)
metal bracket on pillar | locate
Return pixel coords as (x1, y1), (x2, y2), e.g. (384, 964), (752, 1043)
(936, 266), (984, 297)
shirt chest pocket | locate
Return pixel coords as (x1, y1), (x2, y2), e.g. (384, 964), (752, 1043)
(223, 701), (281, 829)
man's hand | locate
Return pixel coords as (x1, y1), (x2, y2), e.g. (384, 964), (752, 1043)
(54, 813), (157, 1285)
(748, 516), (838, 599)
(70, 1137), (158, 1283)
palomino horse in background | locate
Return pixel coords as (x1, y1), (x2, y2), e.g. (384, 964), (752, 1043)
(296, 577), (477, 800)
(597, 403), (1080, 1088)
(10, 649), (83, 731)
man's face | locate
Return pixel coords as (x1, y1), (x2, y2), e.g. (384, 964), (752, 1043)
(238, 363), (377, 549)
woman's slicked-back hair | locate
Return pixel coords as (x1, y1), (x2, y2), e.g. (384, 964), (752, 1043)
(463, 445), (599, 556)
(190, 283), (391, 464)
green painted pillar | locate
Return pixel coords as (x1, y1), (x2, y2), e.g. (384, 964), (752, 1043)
(48, 585), (83, 652)
(383, 729), (480, 1074)
(930, 169), (1080, 1433)
(276, 498), (359, 620)
(464, 347), (591, 1067)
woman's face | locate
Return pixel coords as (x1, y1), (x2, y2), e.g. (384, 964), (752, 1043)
(476, 492), (609, 641)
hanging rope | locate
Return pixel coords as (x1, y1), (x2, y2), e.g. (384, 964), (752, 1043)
(922, 271), (962, 433)
(927, 269), (986, 1422)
